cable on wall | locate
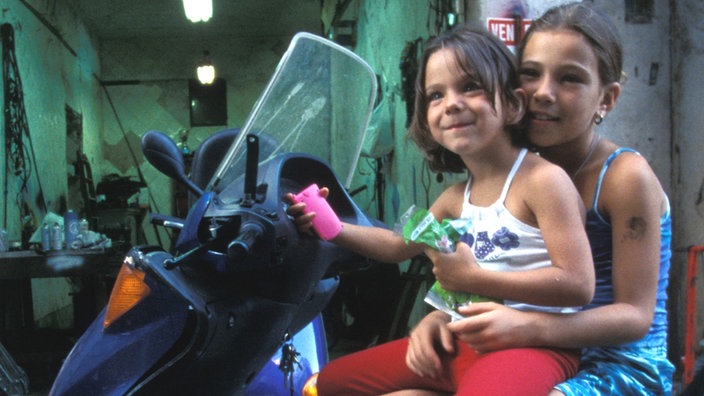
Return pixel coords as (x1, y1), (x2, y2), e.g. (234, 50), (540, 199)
(2, 23), (48, 231)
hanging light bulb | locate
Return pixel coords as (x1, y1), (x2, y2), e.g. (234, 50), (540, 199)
(446, 12), (457, 27)
(197, 51), (215, 85)
(183, 0), (212, 23)
(197, 64), (215, 84)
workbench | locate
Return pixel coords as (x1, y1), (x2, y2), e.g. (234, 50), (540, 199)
(0, 249), (122, 392)
(0, 249), (117, 279)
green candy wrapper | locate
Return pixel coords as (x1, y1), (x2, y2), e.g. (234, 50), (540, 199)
(397, 205), (500, 321)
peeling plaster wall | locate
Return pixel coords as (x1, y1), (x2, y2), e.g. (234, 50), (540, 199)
(1, 0), (102, 235)
(0, 0), (103, 327)
(351, 2), (440, 224)
(597, 0), (672, 186)
(673, 0), (704, 371)
(99, 27), (320, 250)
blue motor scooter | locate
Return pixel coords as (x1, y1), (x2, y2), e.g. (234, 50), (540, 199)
(50, 32), (378, 396)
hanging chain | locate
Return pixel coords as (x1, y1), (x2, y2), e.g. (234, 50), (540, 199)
(278, 332), (302, 395)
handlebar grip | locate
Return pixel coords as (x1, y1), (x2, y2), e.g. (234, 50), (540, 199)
(228, 222), (265, 261)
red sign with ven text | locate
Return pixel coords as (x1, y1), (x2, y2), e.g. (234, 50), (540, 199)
(487, 17), (532, 47)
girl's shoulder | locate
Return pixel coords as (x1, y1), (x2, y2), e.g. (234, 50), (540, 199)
(506, 151), (583, 227)
(600, 148), (659, 189)
(520, 151), (574, 189)
(430, 180), (469, 218)
(597, 148), (666, 216)
(510, 152), (579, 212)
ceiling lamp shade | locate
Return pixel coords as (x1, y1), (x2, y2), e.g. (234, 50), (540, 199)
(197, 64), (215, 84)
(197, 51), (215, 84)
(183, 0), (212, 23)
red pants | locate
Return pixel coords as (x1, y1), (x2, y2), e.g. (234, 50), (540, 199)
(317, 337), (579, 395)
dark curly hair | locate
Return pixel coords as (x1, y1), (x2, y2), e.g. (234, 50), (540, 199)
(407, 24), (527, 174)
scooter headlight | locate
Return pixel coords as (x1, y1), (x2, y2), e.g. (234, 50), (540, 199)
(103, 261), (151, 329)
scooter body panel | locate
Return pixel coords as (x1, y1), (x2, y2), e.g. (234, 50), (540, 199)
(49, 276), (190, 396)
(51, 246), (335, 396)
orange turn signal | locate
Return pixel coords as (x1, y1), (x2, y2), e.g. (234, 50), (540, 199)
(301, 373), (319, 396)
(103, 263), (150, 329)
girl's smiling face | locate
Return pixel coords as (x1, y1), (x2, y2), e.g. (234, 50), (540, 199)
(519, 30), (607, 148)
(424, 48), (509, 158)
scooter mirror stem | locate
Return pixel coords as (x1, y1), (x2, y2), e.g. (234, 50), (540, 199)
(242, 134), (259, 207)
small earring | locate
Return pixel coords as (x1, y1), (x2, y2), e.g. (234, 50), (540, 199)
(594, 112), (605, 125)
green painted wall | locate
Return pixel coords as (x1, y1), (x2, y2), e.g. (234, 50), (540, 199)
(0, 0), (103, 328)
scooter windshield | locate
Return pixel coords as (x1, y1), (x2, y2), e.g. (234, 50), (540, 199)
(206, 33), (377, 194)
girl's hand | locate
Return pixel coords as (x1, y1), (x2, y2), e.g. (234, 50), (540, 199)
(425, 242), (479, 292)
(447, 302), (536, 353)
(406, 310), (455, 379)
(284, 187), (330, 235)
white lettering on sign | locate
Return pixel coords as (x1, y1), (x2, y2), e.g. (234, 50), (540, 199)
(487, 17), (532, 47)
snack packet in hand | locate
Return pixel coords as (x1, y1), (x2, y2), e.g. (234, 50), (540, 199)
(397, 205), (500, 321)
(397, 205), (465, 253)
